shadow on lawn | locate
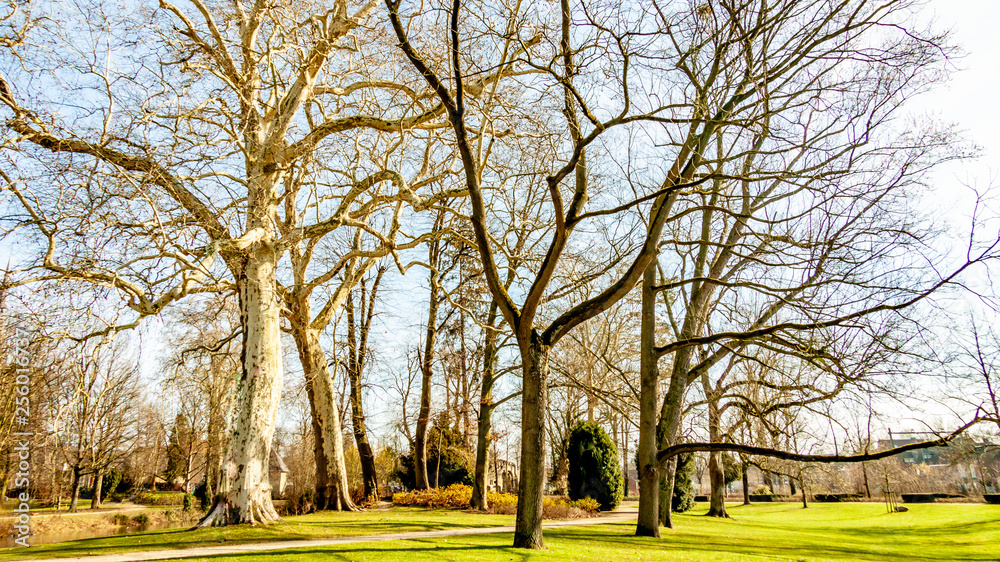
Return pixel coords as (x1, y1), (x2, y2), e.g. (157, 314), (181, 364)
(542, 523), (998, 562)
(0, 528), (315, 561)
(194, 543), (540, 561)
(0, 517), (511, 560)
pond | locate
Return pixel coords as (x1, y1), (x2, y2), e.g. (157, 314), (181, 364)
(1, 518), (193, 548)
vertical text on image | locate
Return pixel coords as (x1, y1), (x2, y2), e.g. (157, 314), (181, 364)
(12, 325), (33, 547)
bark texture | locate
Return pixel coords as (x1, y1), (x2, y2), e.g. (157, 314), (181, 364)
(705, 399), (729, 518)
(200, 241), (285, 525)
(636, 261), (661, 537)
(513, 338), (549, 549)
(90, 469), (104, 510)
(471, 302), (500, 510)
(290, 322), (356, 511)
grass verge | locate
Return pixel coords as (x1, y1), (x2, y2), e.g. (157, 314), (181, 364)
(2, 502), (998, 561)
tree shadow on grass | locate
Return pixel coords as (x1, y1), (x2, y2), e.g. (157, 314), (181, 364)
(541, 523), (999, 562)
(193, 545), (534, 561)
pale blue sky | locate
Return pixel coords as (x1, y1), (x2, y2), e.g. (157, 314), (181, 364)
(4, 0), (1000, 444)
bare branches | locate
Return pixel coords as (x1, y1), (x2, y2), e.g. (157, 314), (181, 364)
(655, 236), (1000, 358)
(6, 117), (230, 245)
(386, 0), (522, 332)
(656, 416), (984, 468)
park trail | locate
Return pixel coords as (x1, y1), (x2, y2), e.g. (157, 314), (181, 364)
(29, 504), (639, 562)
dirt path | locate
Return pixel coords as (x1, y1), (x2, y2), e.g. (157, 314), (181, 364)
(29, 507), (638, 562)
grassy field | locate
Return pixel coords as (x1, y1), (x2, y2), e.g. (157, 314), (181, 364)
(0, 508), (515, 560)
(2, 502), (998, 561)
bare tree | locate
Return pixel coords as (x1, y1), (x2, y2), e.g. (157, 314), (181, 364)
(388, 0), (683, 546)
(50, 337), (138, 512)
(162, 295), (240, 504)
(629, 0), (997, 538)
(949, 318), (1000, 432)
(341, 264), (387, 503)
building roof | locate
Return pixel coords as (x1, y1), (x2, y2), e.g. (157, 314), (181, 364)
(269, 449), (289, 473)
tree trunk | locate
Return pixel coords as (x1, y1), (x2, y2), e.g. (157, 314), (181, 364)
(862, 461), (872, 498)
(801, 478), (808, 508)
(90, 469), (104, 510)
(348, 379), (378, 503)
(623, 418), (630, 499)
(185, 448), (194, 493)
(434, 428), (443, 488)
(655, 345), (692, 529)
(305, 376), (332, 510)
(659, 457), (676, 528)
(289, 322), (356, 512)
(150, 434), (160, 492)
(551, 435), (570, 496)
(471, 399), (493, 510)
(765, 471), (776, 495)
(414, 259), (440, 490)
(205, 383), (226, 509)
(742, 460), (750, 505)
(512, 337), (549, 549)
(346, 291), (379, 503)
(0, 473), (8, 512)
(199, 238), (286, 525)
(69, 467), (81, 513)
(636, 261), (661, 537)
(471, 302), (500, 510)
(705, 398), (728, 518)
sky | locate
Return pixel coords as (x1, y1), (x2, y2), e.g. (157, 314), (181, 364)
(914, 1), (1000, 203)
(4, 0), (1000, 446)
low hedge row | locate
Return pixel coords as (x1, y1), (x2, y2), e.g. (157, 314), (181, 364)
(392, 484), (600, 518)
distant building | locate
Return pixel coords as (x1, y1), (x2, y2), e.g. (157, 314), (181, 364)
(269, 450), (290, 498)
(877, 430), (947, 465)
(625, 465), (640, 496)
(487, 458), (518, 494)
(874, 430), (999, 495)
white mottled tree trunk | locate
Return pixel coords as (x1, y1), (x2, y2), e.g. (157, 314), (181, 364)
(293, 323), (356, 511)
(200, 171), (285, 525)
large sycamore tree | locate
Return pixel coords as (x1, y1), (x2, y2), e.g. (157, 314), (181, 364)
(0, 0), (453, 523)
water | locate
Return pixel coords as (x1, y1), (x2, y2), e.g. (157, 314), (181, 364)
(0, 519), (193, 548)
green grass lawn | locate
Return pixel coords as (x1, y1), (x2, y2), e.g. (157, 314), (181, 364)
(3, 502), (998, 561)
(0, 507), (514, 560)
(177, 502), (1000, 562)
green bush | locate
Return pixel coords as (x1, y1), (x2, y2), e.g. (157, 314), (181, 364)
(131, 514), (149, 526)
(394, 418), (474, 490)
(110, 513), (130, 526)
(722, 453), (742, 486)
(672, 453), (696, 513)
(134, 491), (185, 505)
(182, 493), (194, 511)
(134, 491), (155, 505)
(103, 469), (124, 501)
(567, 421), (624, 511)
